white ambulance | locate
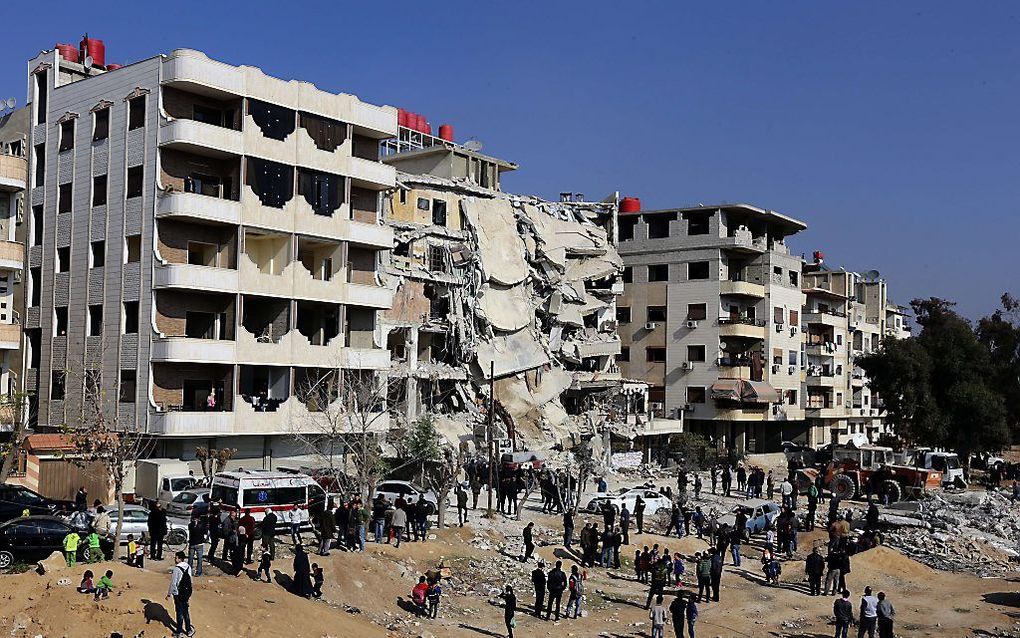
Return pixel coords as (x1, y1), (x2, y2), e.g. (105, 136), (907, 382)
(209, 470), (327, 532)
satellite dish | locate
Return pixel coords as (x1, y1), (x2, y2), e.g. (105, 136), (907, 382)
(463, 139), (483, 152)
(83, 55), (94, 70)
(863, 269), (880, 282)
(6, 98), (16, 110)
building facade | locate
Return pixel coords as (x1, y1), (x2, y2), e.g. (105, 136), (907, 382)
(23, 46), (395, 466)
(0, 105), (28, 420)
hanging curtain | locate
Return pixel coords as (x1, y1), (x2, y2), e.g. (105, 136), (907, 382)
(300, 112), (347, 152)
(248, 99), (295, 141)
(298, 168), (343, 216)
(247, 158), (293, 208)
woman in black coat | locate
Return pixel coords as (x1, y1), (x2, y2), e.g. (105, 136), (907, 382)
(292, 545), (312, 597)
(499, 585), (517, 638)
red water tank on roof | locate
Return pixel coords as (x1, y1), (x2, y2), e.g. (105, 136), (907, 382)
(415, 114), (426, 132)
(397, 109), (408, 128)
(619, 197), (642, 213)
(56, 43), (79, 63)
(424, 122), (432, 136)
(106, 64), (123, 71)
(438, 124), (454, 142)
(79, 37), (105, 68)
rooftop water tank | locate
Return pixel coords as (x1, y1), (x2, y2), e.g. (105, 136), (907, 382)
(106, 64), (123, 71)
(438, 124), (454, 142)
(56, 43), (79, 63)
(79, 37), (105, 68)
(619, 197), (642, 213)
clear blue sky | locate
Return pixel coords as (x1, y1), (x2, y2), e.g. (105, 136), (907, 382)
(4, 2), (1016, 320)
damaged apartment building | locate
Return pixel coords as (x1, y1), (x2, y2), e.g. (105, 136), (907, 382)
(378, 122), (625, 449)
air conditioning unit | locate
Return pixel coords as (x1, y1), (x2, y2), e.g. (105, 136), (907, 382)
(788, 366), (796, 375)
(649, 402), (664, 412)
(686, 320), (699, 329)
(775, 323), (785, 333)
(681, 361), (694, 371)
(644, 322), (658, 330)
(771, 364), (780, 373)
(789, 327), (798, 336)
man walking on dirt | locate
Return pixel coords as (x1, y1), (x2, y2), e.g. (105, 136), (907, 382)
(876, 591), (896, 638)
(858, 586), (879, 638)
(545, 560), (567, 621)
(167, 551), (195, 638)
(620, 503), (631, 545)
(833, 589), (853, 638)
(456, 484), (469, 526)
(805, 547), (825, 596)
(635, 496), (646, 535)
(530, 561), (546, 617)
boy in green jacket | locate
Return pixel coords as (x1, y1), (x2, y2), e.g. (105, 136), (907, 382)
(63, 531), (80, 567)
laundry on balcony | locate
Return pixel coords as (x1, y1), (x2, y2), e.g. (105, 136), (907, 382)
(710, 378), (781, 404)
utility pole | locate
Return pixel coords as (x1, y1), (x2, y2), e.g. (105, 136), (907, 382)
(487, 361), (495, 517)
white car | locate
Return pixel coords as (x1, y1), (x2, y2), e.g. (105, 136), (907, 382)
(165, 488), (210, 519)
(713, 499), (781, 535)
(585, 487), (671, 516)
(374, 480), (440, 515)
(106, 504), (186, 545)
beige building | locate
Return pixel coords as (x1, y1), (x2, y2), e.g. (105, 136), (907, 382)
(0, 105), (28, 420)
(23, 45), (395, 466)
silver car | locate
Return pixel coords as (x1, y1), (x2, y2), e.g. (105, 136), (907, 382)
(165, 488), (209, 519)
(106, 504), (186, 546)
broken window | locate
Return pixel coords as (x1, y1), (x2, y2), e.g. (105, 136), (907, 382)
(685, 211), (711, 235)
(88, 305), (103, 336)
(34, 71), (47, 125)
(427, 244), (449, 273)
(93, 174), (107, 206)
(352, 133), (379, 161)
(58, 182), (72, 214)
(300, 112), (347, 151)
(619, 347), (630, 362)
(621, 267), (632, 284)
(417, 197), (430, 211)
(772, 348), (783, 365)
(34, 144), (45, 187)
(123, 301), (139, 334)
(687, 386), (707, 404)
(298, 168), (344, 216)
(618, 216), (637, 241)
(57, 246), (70, 273)
(616, 307), (631, 324)
(120, 370), (137, 403)
(91, 241), (105, 268)
(93, 107), (109, 141)
(248, 99), (295, 141)
(186, 173), (222, 197)
(54, 306), (68, 336)
(647, 213), (674, 239)
(29, 268), (40, 306)
(687, 303), (707, 320)
(247, 158), (294, 208)
(432, 199), (447, 226)
(646, 347), (666, 363)
(687, 345), (706, 362)
(648, 264), (669, 282)
(687, 261), (710, 280)
(127, 165), (144, 198)
(128, 95), (146, 130)
(393, 241), (410, 258)
(789, 270), (799, 286)
(647, 306), (667, 322)
(31, 206), (43, 246)
(59, 119), (75, 152)
(50, 371), (65, 400)
(787, 389), (798, 405)
(125, 235), (141, 263)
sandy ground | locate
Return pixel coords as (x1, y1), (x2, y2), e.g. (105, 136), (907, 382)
(1, 486), (1018, 638)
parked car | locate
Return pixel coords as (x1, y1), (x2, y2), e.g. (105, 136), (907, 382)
(0, 484), (72, 523)
(105, 504), (187, 546)
(373, 480), (439, 515)
(584, 487), (671, 516)
(713, 499), (781, 537)
(165, 488), (210, 519)
(0, 516), (90, 568)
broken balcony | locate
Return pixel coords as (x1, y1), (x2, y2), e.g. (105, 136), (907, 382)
(154, 219), (238, 293)
(238, 365), (291, 412)
(240, 295), (290, 344)
(160, 149), (241, 207)
(160, 89), (243, 157)
(151, 362), (233, 413)
(152, 290), (236, 363)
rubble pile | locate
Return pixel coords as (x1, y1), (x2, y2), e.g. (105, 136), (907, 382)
(882, 490), (1020, 576)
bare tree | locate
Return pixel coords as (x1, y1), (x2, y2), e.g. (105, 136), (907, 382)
(62, 367), (154, 559)
(195, 446), (236, 483)
(293, 368), (398, 499)
(0, 391), (34, 483)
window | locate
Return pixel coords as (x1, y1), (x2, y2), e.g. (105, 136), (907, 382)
(836, 392), (843, 406)
(619, 346), (630, 362)
(616, 307), (631, 323)
(88, 305), (103, 336)
(93, 108), (109, 141)
(31, 206), (43, 246)
(127, 166), (143, 198)
(432, 200), (447, 226)
(123, 301), (139, 334)
(186, 173), (221, 197)
(687, 345), (706, 362)
(786, 389), (798, 406)
(54, 306), (68, 336)
(193, 104), (224, 126)
(687, 386), (707, 403)
(836, 334), (843, 346)
(29, 268), (41, 306)
(92, 174), (107, 206)
(646, 347), (667, 363)
(789, 309), (799, 325)
(34, 71), (47, 125)
(618, 217), (637, 241)
(774, 307), (785, 325)
(647, 306), (667, 322)
(687, 261), (710, 280)
(687, 303), (707, 320)
(119, 370), (136, 403)
(59, 120), (75, 152)
(128, 96), (146, 130)
(621, 266), (632, 284)
(648, 264), (669, 282)
(773, 348), (783, 365)
(50, 371), (65, 400)
(773, 266), (783, 278)
(57, 246), (70, 272)
(788, 350), (798, 366)
(58, 182), (72, 214)
(398, 189), (407, 204)
(33, 144), (45, 187)
(416, 197), (430, 211)
(125, 235), (141, 263)
(647, 214), (672, 239)
(789, 270), (799, 286)
(686, 211), (711, 235)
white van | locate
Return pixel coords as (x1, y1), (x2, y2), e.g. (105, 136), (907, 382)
(209, 470), (327, 532)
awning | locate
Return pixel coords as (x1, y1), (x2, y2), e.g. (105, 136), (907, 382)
(742, 380), (781, 404)
(710, 379), (743, 401)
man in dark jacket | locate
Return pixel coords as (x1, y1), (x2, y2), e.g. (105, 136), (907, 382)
(545, 560), (567, 621)
(530, 561), (546, 616)
(261, 510), (278, 560)
(709, 547), (723, 602)
(522, 522), (536, 562)
(833, 589), (853, 638)
(218, 510), (235, 561)
(456, 485), (469, 526)
(668, 594), (686, 638)
(238, 511), (257, 562)
(805, 547), (825, 596)
(634, 497), (646, 534)
(563, 508), (575, 549)
(147, 502), (168, 561)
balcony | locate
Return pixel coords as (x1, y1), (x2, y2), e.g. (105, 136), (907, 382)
(160, 119), (243, 158)
(156, 190), (241, 225)
(806, 373), (839, 387)
(806, 406), (844, 419)
(162, 49), (243, 98)
(154, 263), (239, 293)
(149, 410), (236, 436)
(0, 153), (27, 192)
(0, 240), (24, 271)
(235, 328), (390, 368)
(806, 341), (837, 357)
(804, 310), (846, 328)
(718, 317), (766, 340)
(720, 280), (765, 298)
(151, 337), (235, 363)
(714, 406), (770, 421)
(0, 323), (20, 349)
(348, 156), (396, 190)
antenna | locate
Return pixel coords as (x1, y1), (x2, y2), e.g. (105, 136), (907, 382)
(463, 139), (483, 152)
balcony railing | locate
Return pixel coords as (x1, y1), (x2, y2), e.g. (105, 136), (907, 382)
(717, 356), (753, 367)
(718, 317), (766, 327)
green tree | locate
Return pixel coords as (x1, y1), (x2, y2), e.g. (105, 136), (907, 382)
(976, 293), (1020, 440)
(402, 414), (442, 485)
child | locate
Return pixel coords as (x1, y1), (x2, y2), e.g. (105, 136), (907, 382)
(87, 531), (102, 563)
(78, 569), (95, 594)
(427, 580), (442, 619)
(311, 563), (324, 599)
(634, 549), (642, 582)
(673, 552), (685, 586)
(126, 535), (137, 567)
(94, 569), (113, 600)
(257, 550), (272, 583)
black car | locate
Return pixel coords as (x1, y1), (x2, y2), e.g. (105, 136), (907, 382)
(0, 516), (90, 568)
(0, 484), (71, 523)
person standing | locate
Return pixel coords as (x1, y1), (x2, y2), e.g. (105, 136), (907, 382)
(780, 478), (794, 508)
(522, 522), (536, 562)
(530, 561), (546, 617)
(635, 496), (646, 535)
(669, 594), (686, 638)
(391, 504), (407, 548)
(470, 475), (482, 510)
(207, 501), (223, 560)
(709, 547), (723, 602)
(824, 548), (843, 596)
(876, 591), (895, 638)
(75, 485), (88, 510)
(696, 552), (712, 603)
(62, 528), (80, 567)
(187, 515), (206, 577)
(710, 465), (718, 495)
(767, 470), (775, 500)
(685, 593), (699, 638)
(620, 503), (631, 545)
(166, 551), (195, 638)
(646, 555), (668, 608)
(231, 519), (246, 576)
(292, 545), (312, 598)
(545, 560), (567, 621)
(729, 524), (743, 567)
(456, 484), (469, 526)
(807, 483), (819, 531)
(833, 589), (853, 638)
(649, 594), (667, 638)
(565, 564), (584, 619)
(858, 586), (879, 638)
(287, 507), (302, 545)
(500, 585), (517, 638)
(563, 508), (575, 549)
(805, 547), (825, 596)
(261, 509), (278, 560)
(318, 508), (335, 556)
(148, 502), (168, 561)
